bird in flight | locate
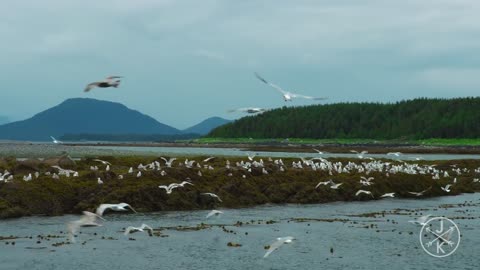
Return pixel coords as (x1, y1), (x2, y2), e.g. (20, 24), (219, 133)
(50, 136), (62, 144)
(206, 210), (224, 218)
(84, 76), (122, 92)
(408, 186), (432, 197)
(95, 202), (137, 216)
(263, 236), (295, 258)
(67, 211), (105, 243)
(228, 107), (266, 114)
(254, 72), (327, 102)
(124, 224), (154, 236)
(408, 214), (432, 226)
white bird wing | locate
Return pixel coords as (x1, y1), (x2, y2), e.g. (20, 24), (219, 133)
(263, 237), (294, 258)
(120, 203), (137, 213)
(124, 226), (139, 235)
(203, 157), (215, 162)
(106, 75), (122, 80)
(84, 82), (101, 92)
(264, 240), (284, 258)
(206, 210), (223, 218)
(140, 224), (153, 232)
(254, 72), (288, 95)
(96, 204), (112, 216)
(290, 92), (327, 100)
(94, 159), (111, 165)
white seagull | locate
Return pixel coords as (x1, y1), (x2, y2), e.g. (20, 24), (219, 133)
(84, 76), (122, 92)
(408, 186), (432, 197)
(263, 236), (295, 258)
(381, 192), (395, 198)
(350, 150), (368, 159)
(50, 136), (62, 144)
(330, 182), (343, 189)
(201, 193), (222, 202)
(355, 190), (374, 197)
(441, 184), (452, 193)
(67, 211), (105, 243)
(93, 159), (111, 165)
(408, 214), (432, 226)
(206, 210), (224, 218)
(96, 203), (137, 216)
(124, 224), (154, 236)
(228, 107), (266, 114)
(315, 180), (333, 188)
(255, 72), (327, 102)
(161, 157), (177, 168)
(203, 157), (216, 163)
(159, 181), (193, 194)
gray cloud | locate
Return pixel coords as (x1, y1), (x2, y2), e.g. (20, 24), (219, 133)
(1, 0), (480, 128)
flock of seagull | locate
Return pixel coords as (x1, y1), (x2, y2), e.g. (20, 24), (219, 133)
(2, 150), (478, 257)
(82, 73), (327, 115)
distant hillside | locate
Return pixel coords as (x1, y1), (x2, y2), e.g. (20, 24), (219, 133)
(0, 116), (9, 125)
(208, 97), (480, 139)
(183, 117), (232, 135)
(0, 98), (180, 141)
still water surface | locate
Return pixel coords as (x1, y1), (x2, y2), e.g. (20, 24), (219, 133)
(1, 194), (478, 270)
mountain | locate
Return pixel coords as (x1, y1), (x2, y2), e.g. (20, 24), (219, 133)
(183, 117), (232, 135)
(0, 116), (9, 125)
(0, 98), (180, 141)
(208, 97), (480, 139)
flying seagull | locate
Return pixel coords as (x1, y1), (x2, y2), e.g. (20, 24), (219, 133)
(441, 184), (452, 193)
(408, 186), (432, 197)
(96, 203), (137, 216)
(201, 192), (222, 202)
(408, 214), (432, 226)
(228, 107), (266, 114)
(124, 224), (153, 236)
(381, 192), (395, 198)
(50, 136), (62, 144)
(93, 159), (111, 165)
(67, 211), (105, 243)
(254, 72), (327, 102)
(355, 190), (374, 197)
(84, 76), (122, 92)
(206, 210), (224, 218)
(263, 236), (295, 258)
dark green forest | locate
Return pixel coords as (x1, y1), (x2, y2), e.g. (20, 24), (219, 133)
(208, 98), (480, 139)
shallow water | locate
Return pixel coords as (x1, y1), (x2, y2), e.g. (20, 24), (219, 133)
(1, 194), (479, 270)
(93, 145), (480, 160)
(3, 142), (480, 160)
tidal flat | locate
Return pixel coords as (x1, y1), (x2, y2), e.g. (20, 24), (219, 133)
(0, 154), (479, 219)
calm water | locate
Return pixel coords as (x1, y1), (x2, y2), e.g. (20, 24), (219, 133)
(93, 145), (480, 160)
(1, 194), (479, 270)
(2, 142), (480, 160)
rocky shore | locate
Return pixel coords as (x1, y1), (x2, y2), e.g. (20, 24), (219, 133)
(0, 155), (479, 219)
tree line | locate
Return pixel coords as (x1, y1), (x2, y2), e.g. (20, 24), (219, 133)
(207, 97), (480, 139)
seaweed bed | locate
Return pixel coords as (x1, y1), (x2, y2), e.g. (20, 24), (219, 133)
(0, 155), (479, 219)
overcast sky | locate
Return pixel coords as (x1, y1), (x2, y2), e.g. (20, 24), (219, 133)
(2, 0), (480, 129)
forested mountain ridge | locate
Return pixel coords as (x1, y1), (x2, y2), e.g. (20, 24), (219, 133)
(207, 97), (480, 139)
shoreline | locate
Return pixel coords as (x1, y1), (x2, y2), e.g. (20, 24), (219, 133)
(62, 142), (480, 154)
(1, 155), (479, 219)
